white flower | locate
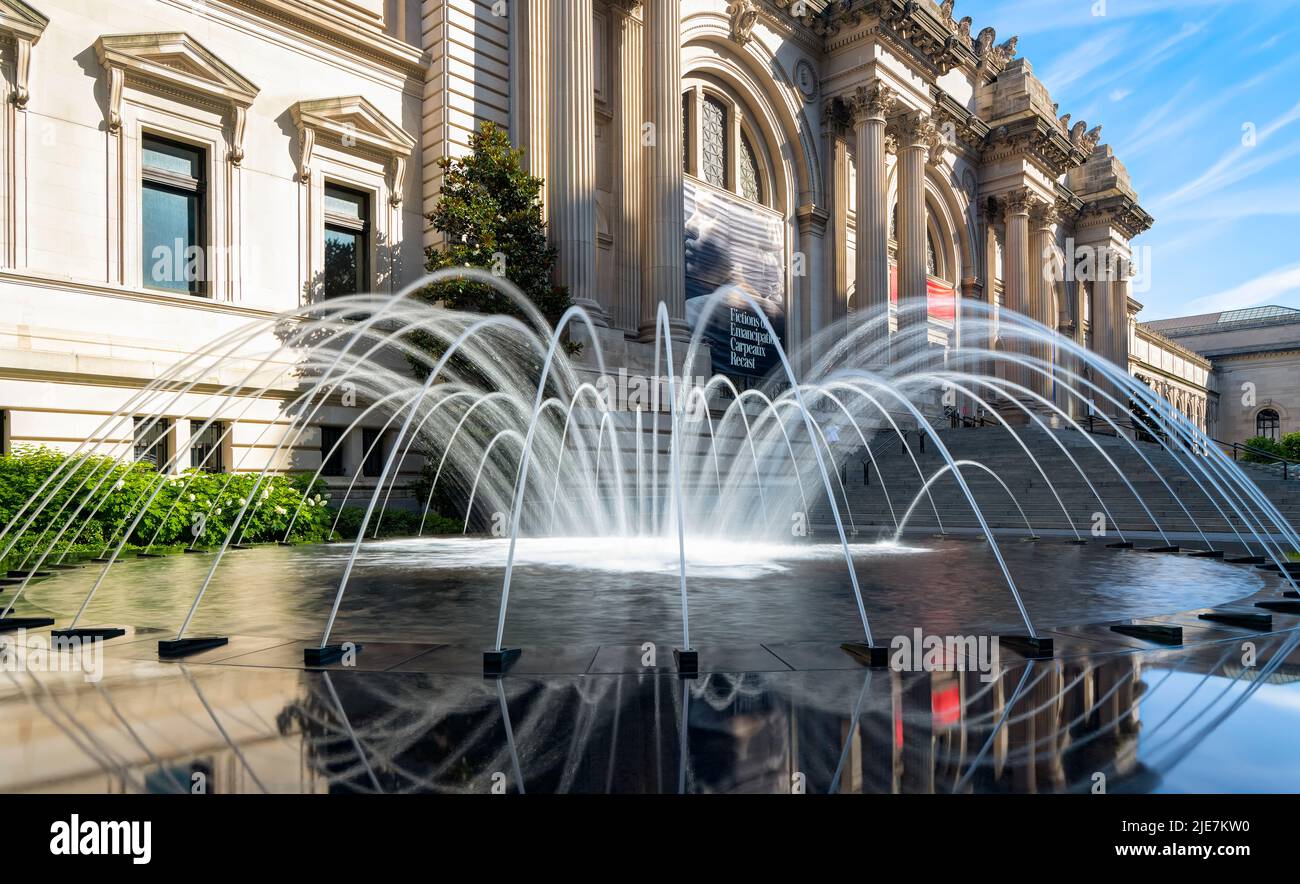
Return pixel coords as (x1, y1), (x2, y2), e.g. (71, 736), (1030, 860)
(237, 498), (246, 506)
(188, 493), (195, 502)
(275, 506), (286, 515)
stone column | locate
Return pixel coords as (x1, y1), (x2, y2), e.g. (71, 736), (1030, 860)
(549, 0), (604, 325)
(1090, 270), (1116, 414)
(640, 0), (687, 340)
(612, 3), (643, 334)
(850, 83), (894, 365)
(520, 0), (550, 214)
(1028, 202), (1057, 399)
(822, 100), (851, 329)
(797, 205), (830, 372)
(1114, 269), (1133, 416)
(1002, 187), (1032, 392)
(893, 109), (934, 369)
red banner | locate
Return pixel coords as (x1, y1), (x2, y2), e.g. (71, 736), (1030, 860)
(888, 264), (956, 323)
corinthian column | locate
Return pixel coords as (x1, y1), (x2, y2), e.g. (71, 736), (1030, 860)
(520, 1), (550, 214)
(1002, 187), (1032, 390)
(613, 2), (643, 334)
(1028, 201), (1057, 399)
(549, 0), (604, 325)
(1112, 256), (1131, 379)
(822, 99), (851, 329)
(894, 109), (935, 369)
(640, 0), (687, 340)
(850, 82), (894, 365)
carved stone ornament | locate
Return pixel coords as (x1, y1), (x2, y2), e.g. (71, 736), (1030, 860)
(727, 0), (760, 46)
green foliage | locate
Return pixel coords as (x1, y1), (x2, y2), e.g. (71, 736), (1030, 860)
(0, 447), (333, 567)
(1241, 433), (1300, 463)
(331, 505), (460, 539)
(417, 120), (572, 325)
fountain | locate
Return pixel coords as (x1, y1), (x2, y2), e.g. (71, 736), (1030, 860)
(1, 268), (1298, 678)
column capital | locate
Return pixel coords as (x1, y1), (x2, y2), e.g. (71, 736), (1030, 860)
(1029, 200), (1058, 231)
(611, 0), (641, 11)
(797, 204), (830, 237)
(890, 109), (937, 151)
(849, 81), (896, 124)
(1000, 186), (1034, 218)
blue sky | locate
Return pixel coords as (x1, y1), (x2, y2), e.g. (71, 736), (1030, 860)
(966, 0), (1300, 320)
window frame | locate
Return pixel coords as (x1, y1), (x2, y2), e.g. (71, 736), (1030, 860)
(681, 78), (774, 209)
(189, 420), (228, 473)
(1256, 408), (1281, 442)
(322, 182), (372, 300)
(361, 427), (386, 479)
(96, 34), (257, 302)
(319, 424), (347, 478)
(141, 133), (209, 297)
(133, 415), (172, 468)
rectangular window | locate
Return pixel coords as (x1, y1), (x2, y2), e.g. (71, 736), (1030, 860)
(133, 416), (171, 469)
(0, 409), (7, 456)
(323, 184), (370, 299)
(190, 421), (226, 473)
(142, 135), (206, 295)
(362, 427), (385, 478)
(319, 425), (346, 477)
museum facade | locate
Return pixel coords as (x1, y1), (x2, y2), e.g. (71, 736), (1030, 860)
(0, 0), (1170, 483)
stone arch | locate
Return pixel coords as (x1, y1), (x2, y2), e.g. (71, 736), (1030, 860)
(681, 17), (822, 355)
(885, 162), (976, 290)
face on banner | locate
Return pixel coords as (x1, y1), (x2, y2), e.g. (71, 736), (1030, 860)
(683, 181), (786, 381)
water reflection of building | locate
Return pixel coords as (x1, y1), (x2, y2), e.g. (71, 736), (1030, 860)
(281, 654), (1157, 795)
(33, 643), (1300, 793)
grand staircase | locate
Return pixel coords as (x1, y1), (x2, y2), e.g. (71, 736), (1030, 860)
(808, 423), (1300, 541)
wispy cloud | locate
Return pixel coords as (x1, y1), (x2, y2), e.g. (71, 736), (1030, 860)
(1038, 33), (1127, 95)
(1184, 262), (1300, 314)
(1152, 99), (1300, 209)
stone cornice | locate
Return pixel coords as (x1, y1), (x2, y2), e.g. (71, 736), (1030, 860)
(1053, 182), (1084, 222)
(823, 0), (979, 76)
(981, 112), (1089, 177)
(95, 32), (260, 162)
(0, 0), (45, 43)
(195, 0), (426, 79)
(0, 0), (47, 110)
(930, 86), (989, 154)
(291, 95), (415, 200)
(1078, 193), (1155, 240)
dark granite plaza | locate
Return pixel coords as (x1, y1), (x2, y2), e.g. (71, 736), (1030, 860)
(4, 536), (1299, 794)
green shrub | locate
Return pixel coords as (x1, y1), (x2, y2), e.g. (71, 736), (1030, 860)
(330, 505), (460, 539)
(0, 446), (333, 567)
(1242, 436), (1284, 463)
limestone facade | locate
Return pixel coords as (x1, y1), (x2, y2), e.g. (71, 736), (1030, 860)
(1143, 306), (1300, 446)
(0, 0), (1177, 482)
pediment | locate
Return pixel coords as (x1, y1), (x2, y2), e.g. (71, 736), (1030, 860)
(95, 32), (259, 107)
(0, 0), (48, 43)
(291, 95), (415, 158)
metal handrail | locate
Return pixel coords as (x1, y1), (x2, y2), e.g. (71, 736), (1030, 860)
(1215, 437), (1297, 479)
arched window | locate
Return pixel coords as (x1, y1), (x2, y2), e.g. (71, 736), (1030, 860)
(700, 95), (728, 189)
(891, 204), (944, 279)
(739, 132), (762, 203)
(681, 80), (772, 207)
(1257, 408), (1280, 441)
